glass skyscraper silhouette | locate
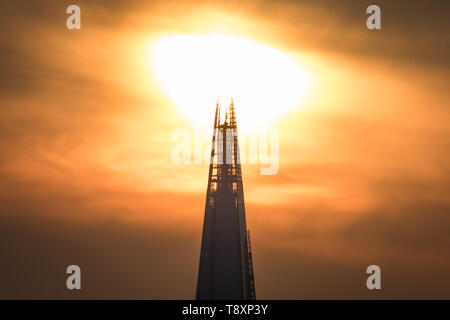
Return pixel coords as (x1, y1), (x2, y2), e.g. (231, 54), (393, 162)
(196, 100), (255, 300)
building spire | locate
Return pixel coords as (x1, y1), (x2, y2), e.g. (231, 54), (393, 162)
(196, 100), (255, 300)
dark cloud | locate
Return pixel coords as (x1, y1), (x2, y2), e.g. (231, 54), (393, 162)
(2, 181), (449, 299)
(0, 0), (449, 299)
(256, 247), (450, 299)
(263, 0), (450, 68)
(0, 170), (202, 299)
(0, 211), (198, 299)
(1, 0), (450, 69)
(343, 204), (450, 254)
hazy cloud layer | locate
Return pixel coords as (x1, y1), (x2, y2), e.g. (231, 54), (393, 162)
(0, 0), (449, 298)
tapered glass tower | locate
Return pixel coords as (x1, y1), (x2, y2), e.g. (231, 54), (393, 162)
(196, 99), (255, 300)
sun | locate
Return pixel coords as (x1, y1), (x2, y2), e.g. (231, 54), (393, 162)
(150, 33), (313, 130)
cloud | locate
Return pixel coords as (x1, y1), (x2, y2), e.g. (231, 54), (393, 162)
(0, 0), (449, 299)
(0, 210), (199, 299)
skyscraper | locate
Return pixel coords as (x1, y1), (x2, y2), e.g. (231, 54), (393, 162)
(196, 99), (255, 300)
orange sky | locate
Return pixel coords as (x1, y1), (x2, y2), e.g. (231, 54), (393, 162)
(1, 0), (449, 299)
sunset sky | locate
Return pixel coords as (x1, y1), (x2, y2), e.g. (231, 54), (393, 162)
(1, 0), (449, 299)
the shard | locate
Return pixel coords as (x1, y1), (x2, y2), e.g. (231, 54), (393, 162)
(196, 99), (256, 300)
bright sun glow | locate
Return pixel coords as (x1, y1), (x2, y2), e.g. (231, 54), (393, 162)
(150, 34), (313, 130)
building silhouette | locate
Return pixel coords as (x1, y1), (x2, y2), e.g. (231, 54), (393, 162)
(196, 99), (255, 300)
